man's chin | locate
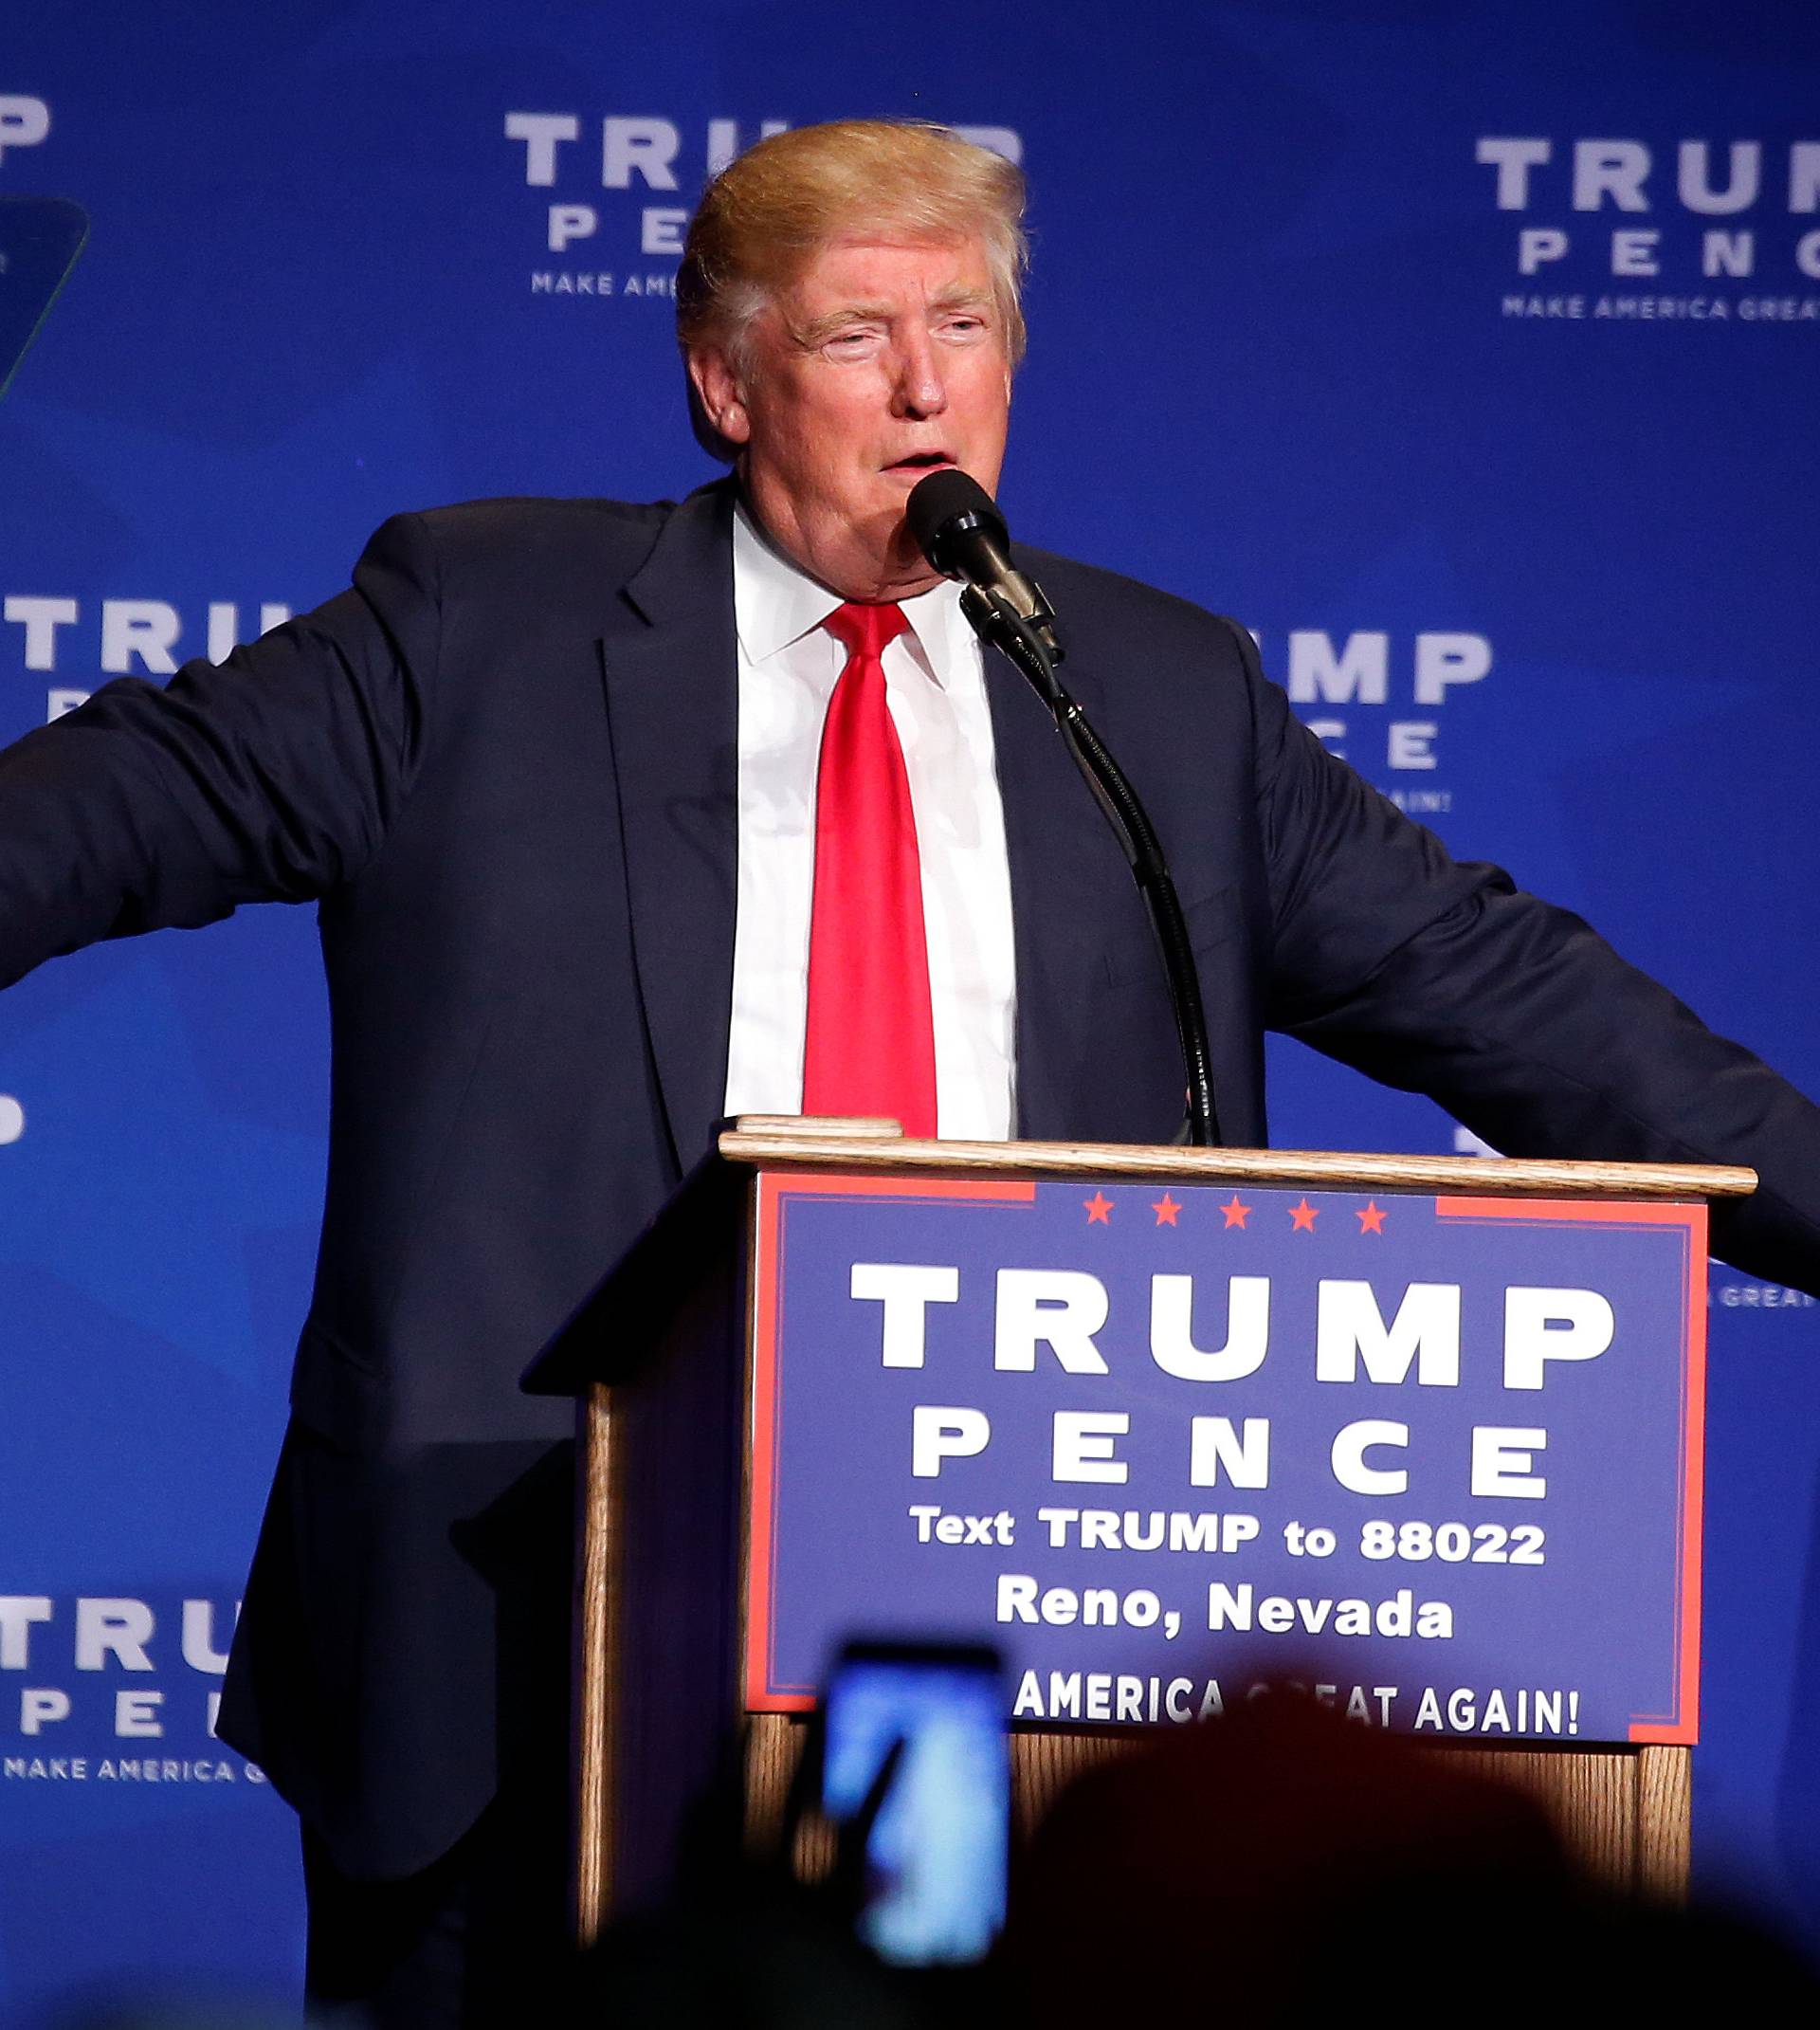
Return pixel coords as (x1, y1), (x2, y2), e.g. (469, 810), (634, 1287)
(829, 523), (945, 604)
(744, 488), (942, 600)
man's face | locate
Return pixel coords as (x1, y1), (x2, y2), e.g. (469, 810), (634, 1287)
(689, 236), (1012, 602)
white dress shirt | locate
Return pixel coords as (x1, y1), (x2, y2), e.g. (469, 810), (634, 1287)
(721, 503), (1018, 1139)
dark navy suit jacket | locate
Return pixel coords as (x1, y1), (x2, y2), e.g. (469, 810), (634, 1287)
(3, 477), (1816, 1876)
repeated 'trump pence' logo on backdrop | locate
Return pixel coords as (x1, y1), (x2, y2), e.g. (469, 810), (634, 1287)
(504, 113), (1024, 302)
(1476, 135), (1820, 325)
(0, 96), (49, 167)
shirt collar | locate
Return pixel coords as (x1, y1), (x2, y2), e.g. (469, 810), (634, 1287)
(733, 499), (972, 689)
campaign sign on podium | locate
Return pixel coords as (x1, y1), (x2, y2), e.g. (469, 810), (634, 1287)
(746, 1173), (1704, 1746)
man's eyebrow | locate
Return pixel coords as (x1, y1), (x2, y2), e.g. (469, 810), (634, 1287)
(928, 283), (992, 314)
(792, 302), (895, 347)
(791, 287), (995, 348)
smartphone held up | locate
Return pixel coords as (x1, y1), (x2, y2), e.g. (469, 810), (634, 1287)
(819, 1638), (1010, 1968)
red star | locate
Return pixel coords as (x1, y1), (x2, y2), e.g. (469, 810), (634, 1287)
(1356, 1200), (1387, 1234)
(1083, 1192), (1114, 1224)
(1152, 1193), (1181, 1227)
(1220, 1196), (1251, 1230)
(1289, 1198), (1320, 1232)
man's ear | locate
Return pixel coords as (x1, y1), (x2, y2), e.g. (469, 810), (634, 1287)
(687, 346), (751, 448)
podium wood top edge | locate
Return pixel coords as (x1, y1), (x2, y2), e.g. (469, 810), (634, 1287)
(717, 1125), (1757, 1199)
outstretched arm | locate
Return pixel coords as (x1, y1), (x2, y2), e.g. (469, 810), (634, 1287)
(1234, 619), (1820, 1292)
(0, 512), (439, 987)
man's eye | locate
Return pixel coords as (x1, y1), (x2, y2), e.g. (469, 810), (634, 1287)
(824, 329), (883, 357)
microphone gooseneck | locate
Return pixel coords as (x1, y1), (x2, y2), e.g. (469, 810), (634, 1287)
(906, 470), (1222, 1148)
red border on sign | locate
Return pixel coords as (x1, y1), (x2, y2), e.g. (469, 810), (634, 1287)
(745, 1169), (1038, 1712)
(1434, 1195), (1707, 1746)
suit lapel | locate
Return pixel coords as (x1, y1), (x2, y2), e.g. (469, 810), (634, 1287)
(600, 482), (740, 1170)
(985, 641), (1138, 1141)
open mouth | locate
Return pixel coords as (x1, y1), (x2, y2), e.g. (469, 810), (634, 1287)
(885, 450), (956, 474)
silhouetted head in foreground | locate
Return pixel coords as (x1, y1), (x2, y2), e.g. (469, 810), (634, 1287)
(1004, 1688), (1817, 2026)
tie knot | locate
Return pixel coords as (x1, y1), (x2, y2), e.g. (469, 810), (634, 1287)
(825, 600), (909, 661)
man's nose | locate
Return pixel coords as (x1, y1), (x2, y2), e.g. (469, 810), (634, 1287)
(892, 332), (948, 418)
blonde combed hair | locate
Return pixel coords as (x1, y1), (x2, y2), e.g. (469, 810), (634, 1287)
(676, 119), (1029, 375)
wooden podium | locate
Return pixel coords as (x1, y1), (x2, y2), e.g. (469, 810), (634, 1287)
(524, 1120), (1749, 1943)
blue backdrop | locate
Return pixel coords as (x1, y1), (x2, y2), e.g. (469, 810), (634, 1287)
(3, 3), (1817, 2018)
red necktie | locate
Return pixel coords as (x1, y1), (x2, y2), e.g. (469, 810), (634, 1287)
(802, 601), (938, 1138)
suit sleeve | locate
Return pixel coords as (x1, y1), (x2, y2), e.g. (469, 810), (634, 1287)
(1231, 619), (1820, 1291)
(0, 511), (439, 987)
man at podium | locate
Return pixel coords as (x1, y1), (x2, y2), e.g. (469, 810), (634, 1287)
(2, 119), (1816, 2025)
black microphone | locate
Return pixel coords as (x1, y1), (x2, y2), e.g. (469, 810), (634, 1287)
(905, 468), (1223, 1148)
(906, 468), (1064, 665)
